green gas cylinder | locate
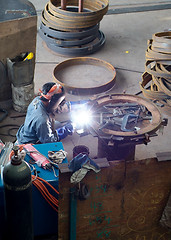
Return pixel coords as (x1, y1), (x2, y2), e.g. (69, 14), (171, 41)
(3, 146), (33, 240)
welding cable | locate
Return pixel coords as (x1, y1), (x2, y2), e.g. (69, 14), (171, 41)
(0, 124), (20, 130)
(31, 175), (59, 212)
(0, 124), (20, 141)
(0, 130), (19, 143)
(7, 127), (20, 139)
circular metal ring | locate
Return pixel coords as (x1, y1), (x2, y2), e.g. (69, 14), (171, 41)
(42, 5), (103, 31)
(40, 22), (99, 39)
(53, 57), (116, 95)
(49, 0), (109, 19)
(91, 94), (162, 138)
(46, 30), (105, 57)
(39, 28), (97, 47)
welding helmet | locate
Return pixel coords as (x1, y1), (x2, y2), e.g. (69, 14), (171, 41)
(39, 82), (65, 113)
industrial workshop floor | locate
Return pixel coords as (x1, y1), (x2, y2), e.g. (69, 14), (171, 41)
(0, 0), (171, 239)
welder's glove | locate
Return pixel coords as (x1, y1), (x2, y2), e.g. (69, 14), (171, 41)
(68, 153), (100, 183)
(65, 122), (74, 135)
(56, 123), (74, 141)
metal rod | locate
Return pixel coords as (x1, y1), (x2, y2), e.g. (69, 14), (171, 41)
(61, 0), (66, 10)
(79, 0), (83, 12)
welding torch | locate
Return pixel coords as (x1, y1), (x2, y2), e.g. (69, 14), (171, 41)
(69, 100), (96, 135)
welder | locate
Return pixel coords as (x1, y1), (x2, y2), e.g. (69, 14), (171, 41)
(16, 82), (88, 145)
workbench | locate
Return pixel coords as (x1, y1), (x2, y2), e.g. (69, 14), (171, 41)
(0, 142), (67, 238)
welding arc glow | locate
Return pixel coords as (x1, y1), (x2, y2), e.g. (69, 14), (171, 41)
(71, 108), (92, 129)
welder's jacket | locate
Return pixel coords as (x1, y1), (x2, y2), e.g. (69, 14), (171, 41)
(16, 97), (59, 144)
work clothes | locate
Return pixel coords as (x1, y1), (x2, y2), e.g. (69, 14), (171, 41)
(17, 96), (61, 144)
(68, 153), (100, 183)
(16, 97), (89, 144)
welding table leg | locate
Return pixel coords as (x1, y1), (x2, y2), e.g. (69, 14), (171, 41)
(97, 138), (136, 161)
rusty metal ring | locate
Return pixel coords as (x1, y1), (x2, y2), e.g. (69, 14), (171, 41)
(140, 72), (171, 106)
(39, 27), (97, 47)
(146, 45), (171, 61)
(53, 57), (116, 95)
(40, 22), (99, 39)
(49, 0), (109, 19)
(42, 4), (104, 31)
(45, 30), (105, 57)
(91, 94), (162, 138)
(145, 61), (171, 79)
(152, 31), (171, 44)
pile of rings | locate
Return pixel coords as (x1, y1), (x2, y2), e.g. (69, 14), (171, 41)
(39, 0), (109, 56)
(140, 31), (171, 107)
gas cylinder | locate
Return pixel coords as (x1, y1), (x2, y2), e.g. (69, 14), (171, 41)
(3, 146), (33, 240)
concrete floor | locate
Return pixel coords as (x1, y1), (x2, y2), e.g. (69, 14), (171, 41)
(0, 0), (171, 239)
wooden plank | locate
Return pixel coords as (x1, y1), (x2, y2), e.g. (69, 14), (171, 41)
(58, 158), (171, 240)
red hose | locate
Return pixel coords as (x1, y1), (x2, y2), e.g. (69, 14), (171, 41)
(32, 175), (59, 212)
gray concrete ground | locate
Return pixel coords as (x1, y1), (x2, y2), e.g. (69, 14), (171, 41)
(30, 0), (171, 161)
(0, 1), (171, 239)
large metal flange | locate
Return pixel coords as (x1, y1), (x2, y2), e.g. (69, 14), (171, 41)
(90, 94), (163, 139)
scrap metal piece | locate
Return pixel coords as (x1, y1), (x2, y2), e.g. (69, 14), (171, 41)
(120, 114), (139, 132)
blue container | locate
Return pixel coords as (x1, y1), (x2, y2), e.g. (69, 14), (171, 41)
(0, 142), (67, 237)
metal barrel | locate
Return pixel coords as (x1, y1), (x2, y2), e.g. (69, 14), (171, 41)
(0, 0), (37, 109)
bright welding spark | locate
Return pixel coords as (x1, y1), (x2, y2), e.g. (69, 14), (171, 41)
(71, 108), (92, 129)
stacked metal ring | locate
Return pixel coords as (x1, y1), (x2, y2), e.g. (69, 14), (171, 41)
(140, 31), (171, 106)
(39, 0), (109, 56)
